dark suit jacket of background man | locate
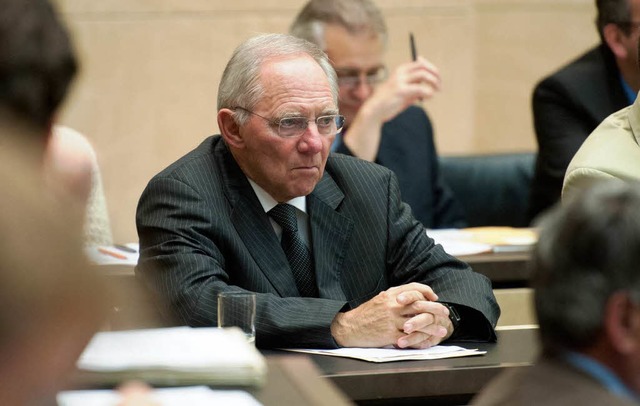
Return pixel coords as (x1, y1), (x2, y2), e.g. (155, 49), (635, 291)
(334, 105), (466, 229)
(528, 44), (630, 222)
(136, 135), (499, 349)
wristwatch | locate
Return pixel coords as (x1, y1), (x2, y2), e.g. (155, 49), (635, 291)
(441, 303), (461, 330)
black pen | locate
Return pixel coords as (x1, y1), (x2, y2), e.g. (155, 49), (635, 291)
(410, 32), (417, 61)
(114, 244), (138, 253)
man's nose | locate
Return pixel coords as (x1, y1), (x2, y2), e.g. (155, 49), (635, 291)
(298, 123), (324, 153)
(351, 77), (373, 101)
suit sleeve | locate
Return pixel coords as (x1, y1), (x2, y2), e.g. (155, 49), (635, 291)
(136, 175), (346, 349)
(384, 171), (499, 341)
(529, 78), (595, 222)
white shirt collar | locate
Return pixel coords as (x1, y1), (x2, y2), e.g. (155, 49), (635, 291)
(247, 178), (307, 214)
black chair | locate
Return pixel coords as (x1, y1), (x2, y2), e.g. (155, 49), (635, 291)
(439, 152), (536, 227)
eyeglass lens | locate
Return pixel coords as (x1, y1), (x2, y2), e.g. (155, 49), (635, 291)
(336, 67), (387, 87)
(278, 116), (344, 138)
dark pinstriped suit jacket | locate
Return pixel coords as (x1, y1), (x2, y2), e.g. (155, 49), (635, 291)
(136, 135), (499, 349)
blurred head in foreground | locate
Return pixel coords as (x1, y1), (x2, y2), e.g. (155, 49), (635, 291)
(0, 0), (104, 241)
(0, 0), (77, 136)
(533, 180), (640, 396)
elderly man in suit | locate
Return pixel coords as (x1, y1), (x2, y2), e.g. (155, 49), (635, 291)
(528, 0), (640, 222)
(289, 0), (466, 229)
(473, 181), (640, 405)
(136, 33), (499, 349)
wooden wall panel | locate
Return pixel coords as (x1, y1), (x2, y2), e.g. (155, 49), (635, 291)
(473, 1), (597, 153)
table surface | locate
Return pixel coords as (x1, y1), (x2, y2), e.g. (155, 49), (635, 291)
(73, 327), (537, 406)
(295, 327), (540, 405)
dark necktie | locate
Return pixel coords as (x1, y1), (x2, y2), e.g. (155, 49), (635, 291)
(268, 203), (318, 297)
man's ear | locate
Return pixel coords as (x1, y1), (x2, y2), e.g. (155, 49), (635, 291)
(218, 108), (244, 148)
(604, 291), (640, 354)
(603, 23), (631, 59)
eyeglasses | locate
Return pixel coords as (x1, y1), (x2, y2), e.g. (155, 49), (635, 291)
(335, 66), (388, 88)
(234, 107), (345, 138)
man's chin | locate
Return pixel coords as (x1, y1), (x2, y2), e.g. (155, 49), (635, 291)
(290, 177), (321, 198)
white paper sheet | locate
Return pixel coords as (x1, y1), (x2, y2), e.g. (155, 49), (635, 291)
(77, 327), (266, 386)
(85, 243), (139, 265)
(57, 386), (262, 406)
(285, 345), (485, 363)
(427, 227), (537, 255)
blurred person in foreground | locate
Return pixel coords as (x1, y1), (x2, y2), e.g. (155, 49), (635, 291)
(472, 180), (640, 405)
(0, 140), (106, 405)
(0, 1), (144, 403)
(0, 0), (111, 245)
(528, 0), (640, 222)
(289, 0), (466, 229)
(136, 33), (499, 350)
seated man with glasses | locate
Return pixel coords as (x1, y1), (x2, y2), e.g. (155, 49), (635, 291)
(290, 0), (466, 229)
(135, 33), (499, 349)
(528, 0), (640, 223)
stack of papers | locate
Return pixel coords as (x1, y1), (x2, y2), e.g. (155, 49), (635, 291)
(427, 227), (538, 256)
(286, 345), (485, 363)
(58, 386), (262, 406)
(77, 327), (266, 387)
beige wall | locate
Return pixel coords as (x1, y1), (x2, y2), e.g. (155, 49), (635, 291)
(54, 0), (598, 243)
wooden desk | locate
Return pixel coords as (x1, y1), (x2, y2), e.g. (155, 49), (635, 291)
(304, 328), (539, 405)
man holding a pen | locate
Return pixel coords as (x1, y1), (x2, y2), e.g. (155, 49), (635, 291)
(290, 0), (465, 229)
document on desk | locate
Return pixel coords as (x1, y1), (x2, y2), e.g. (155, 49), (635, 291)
(58, 386), (262, 406)
(77, 327), (266, 386)
(84, 242), (139, 265)
(427, 227), (538, 255)
(286, 345), (485, 363)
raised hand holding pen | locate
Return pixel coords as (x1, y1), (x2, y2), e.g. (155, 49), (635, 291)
(339, 31), (442, 162)
(353, 33), (441, 125)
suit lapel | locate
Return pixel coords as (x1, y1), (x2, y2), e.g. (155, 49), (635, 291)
(308, 171), (353, 301)
(216, 142), (299, 297)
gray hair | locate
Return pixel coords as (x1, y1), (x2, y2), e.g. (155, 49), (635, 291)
(289, 0), (387, 49)
(532, 180), (640, 354)
(217, 33), (338, 125)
